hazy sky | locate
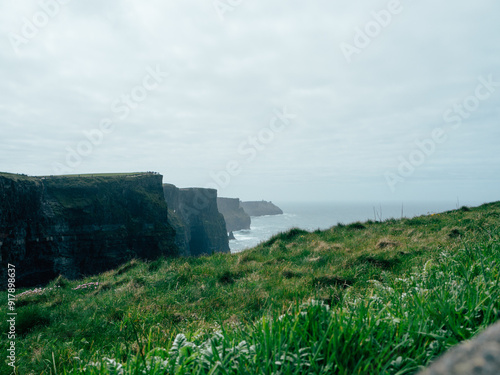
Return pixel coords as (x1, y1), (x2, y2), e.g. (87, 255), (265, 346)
(1, 1), (499, 203)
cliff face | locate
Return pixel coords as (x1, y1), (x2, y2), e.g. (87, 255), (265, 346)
(163, 184), (230, 256)
(0, 173), (177, 287)
(240, 201), (283, 217)
(217, 198), (251, 232)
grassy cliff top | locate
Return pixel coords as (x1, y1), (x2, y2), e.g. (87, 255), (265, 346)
(2, 202), (499, 374)
(0, 172), (38, 181)
(41, 172), (158, 178)
(0, 172), (159, 183)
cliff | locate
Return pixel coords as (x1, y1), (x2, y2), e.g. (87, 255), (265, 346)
(0, 172), (177, 287)
(217, 197), (251, 232)
(240, 200), (283, 217)
(163, 184), (229, 256)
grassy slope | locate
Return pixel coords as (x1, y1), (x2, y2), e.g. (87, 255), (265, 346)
(1, 202), (499, 374)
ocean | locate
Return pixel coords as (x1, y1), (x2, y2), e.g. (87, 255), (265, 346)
(229, 200), (486, 253)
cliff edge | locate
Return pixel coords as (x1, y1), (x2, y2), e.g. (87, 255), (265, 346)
(217, 197), (251, 232)
(0, 172), (177, 287)
(164, 184), (229, 256)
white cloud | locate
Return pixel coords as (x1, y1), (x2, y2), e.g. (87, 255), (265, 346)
(0, 0), (499, 203)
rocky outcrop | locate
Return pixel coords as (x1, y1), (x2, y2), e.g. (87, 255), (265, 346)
(240, 201), (283, 217)
(217, 198), (251, 232)
(418, 321), (500, 375)
(164, 184), (229, 256)
(0, 172), (177, 288)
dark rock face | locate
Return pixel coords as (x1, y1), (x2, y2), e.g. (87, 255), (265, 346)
(418, 321), (500, 375)
(240, 201), (283, 217)
(217, 198), (251, 232)
(163, 184), (229, 256)
(0, 173), (178, 288)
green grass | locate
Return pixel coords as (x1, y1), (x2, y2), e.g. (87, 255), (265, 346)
(0, 172), (38, 181)
(40, 172), (154, 178)
(0, 172), (153, 180)
(1, 202), (499, 374)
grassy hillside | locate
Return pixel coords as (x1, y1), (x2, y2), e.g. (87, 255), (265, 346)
(2, 202), (499, 374)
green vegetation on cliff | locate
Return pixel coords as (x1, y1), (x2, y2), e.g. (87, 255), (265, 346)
(1, 202), (499, 374)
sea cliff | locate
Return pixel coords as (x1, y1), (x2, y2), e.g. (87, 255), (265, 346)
(240, 200), (283, 216)
(163, 184), (229, 256)
(0, 172), (177, 287)
(217, 197), (251, 232)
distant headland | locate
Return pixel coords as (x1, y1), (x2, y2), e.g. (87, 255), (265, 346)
(217, 197), (283, 235)
(240, 200), (284, 217)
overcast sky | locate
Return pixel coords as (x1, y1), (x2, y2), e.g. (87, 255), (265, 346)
(1, 0), (499, 204)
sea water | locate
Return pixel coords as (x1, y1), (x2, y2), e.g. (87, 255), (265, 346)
(229, 200), (486, 253)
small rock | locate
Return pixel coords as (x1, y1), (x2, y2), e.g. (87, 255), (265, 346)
(418, 321), (500, 375)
